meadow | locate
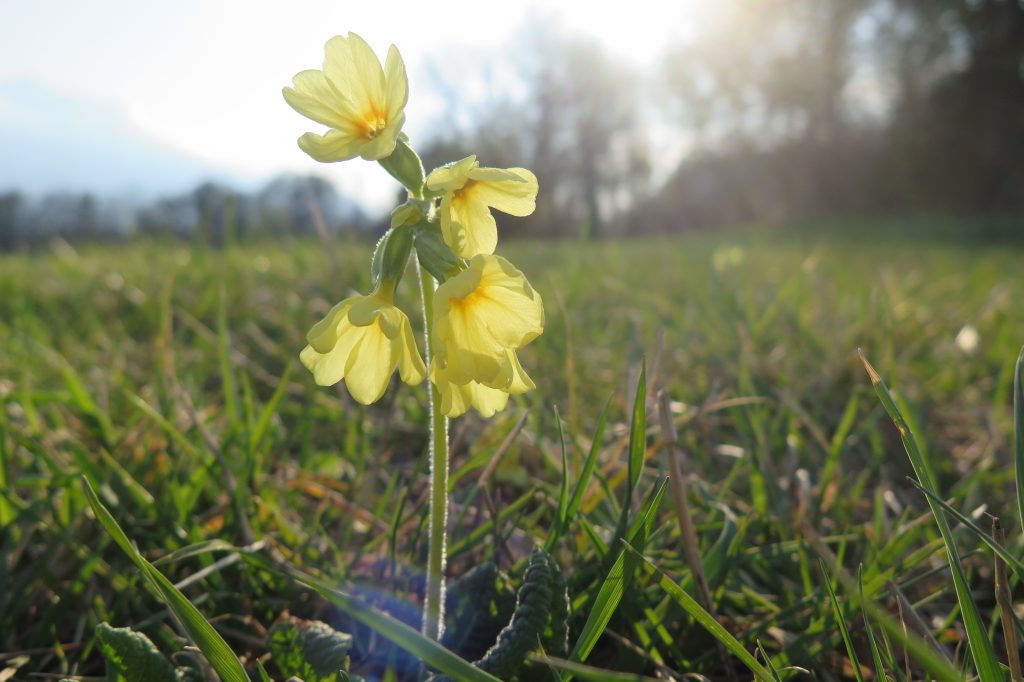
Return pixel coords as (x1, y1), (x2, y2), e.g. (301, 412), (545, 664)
(2, 222), (1023, 680)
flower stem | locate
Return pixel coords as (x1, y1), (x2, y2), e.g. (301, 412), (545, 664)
(417, 258), (448, 640)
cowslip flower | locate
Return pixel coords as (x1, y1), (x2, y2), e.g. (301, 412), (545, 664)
(283, 32), (408, 162)
(431, 254), (543, 393)
(300, 292), (426, 404)
(425, 156), (538, 259)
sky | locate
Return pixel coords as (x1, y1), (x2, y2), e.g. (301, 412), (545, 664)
(0, 0), (703, 214)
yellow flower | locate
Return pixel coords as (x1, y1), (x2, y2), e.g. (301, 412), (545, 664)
(432, 254), (543, 390)
(425, 156), (538, 259)
(283, 33), (408, 162)
(432, 349), (534, 418)
(300, 292), (426, 404)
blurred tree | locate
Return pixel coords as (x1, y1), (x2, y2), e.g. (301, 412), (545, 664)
(191, 182), (249, 247)
(880, 0), (1024, 211)
(257, 174), (359, 238)
(421, 22), (650, 239)
(0, 192), (23, 251)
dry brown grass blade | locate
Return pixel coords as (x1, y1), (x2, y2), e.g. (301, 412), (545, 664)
(657, 389), (736, 682)
(887, 580), (953, 665)
(994, 517), (1022, 681)
(477, 410), (530, 489)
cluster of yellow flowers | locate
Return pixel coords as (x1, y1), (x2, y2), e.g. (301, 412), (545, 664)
(285, 33), (544, 418)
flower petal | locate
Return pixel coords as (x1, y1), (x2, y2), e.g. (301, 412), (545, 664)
(470, 255), (545, 347)
(462, 381), (510, 417)
(358, 112), (405, 160)
(492, 350), (535, 394)
(431, 255), (544, 386)
(442, 191), (498, 258)
(300, 344), (338, 386)
(466, 168), (538, 217)
(426, 156), (477, 192)
(432, 301), (506, 385)
(283, 70), (351, 129)
(383, 44), (408, 121)
(343, 321), (394, 404)
(307, 299), (352, 353)
(432, 366), (510, 418)
(396, 314), (426, 385)
(322, 33), (385, 116)
(435, 371), (470, 418)
(298, 128), (366, 163)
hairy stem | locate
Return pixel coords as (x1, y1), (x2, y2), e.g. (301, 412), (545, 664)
(418, 258), (449, 640)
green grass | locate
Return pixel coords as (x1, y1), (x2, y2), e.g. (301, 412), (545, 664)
(2, 222), (1024, 679)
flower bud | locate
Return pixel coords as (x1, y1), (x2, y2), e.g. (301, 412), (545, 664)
(371, 226), (414, 291)
(414, 225), (464, 282)
(390, 199), (432, 229)
(378, 135), (426, 197)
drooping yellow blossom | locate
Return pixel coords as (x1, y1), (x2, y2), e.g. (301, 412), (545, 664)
(300, 292), (426, 404)
(432, 349), (535, 418)
(431, 254), (543, 394)
(283, 33), (408, 162)
(425, 156), (538, 259)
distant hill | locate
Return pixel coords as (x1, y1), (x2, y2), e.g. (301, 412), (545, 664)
(0, 80), (248, 198)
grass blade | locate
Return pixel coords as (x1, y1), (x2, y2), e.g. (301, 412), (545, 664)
(568, 477), (667, 668)
(249, 361), (293, 453)
(859, 350), (1001, 681)
(994, 517), (1023, 681)
(531, 653), (660, 681)
(81, 476), (249, 682)
(217, 285), (240, 425)
(819, 560), (864, 682)
(285, 566), (499, 682)
(565, 396), (611, 523)
(557, 407), (570, 531)
(623, 542), (775, 681)
(1015, 344), (1024, 535)
(626, 361), (646, 499)
(907, 477), (1024, 577)
(857, 565), (889, 681)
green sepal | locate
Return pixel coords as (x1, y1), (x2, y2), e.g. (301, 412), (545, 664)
(390, 199), (432, 229)
(370, 226), (414, 293)
(378, 135), (426, 197)
(414, 224), (464, 282)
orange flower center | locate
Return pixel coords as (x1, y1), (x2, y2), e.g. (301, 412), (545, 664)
(356, 105), (389, 140)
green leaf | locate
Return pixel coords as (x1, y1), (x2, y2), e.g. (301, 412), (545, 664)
(268, 617), (352, 682)
(95, 622), (180, 682)
(82, 476), (250, 682)
(859, 351), (1001, 681)
(568, 477), (667, 668)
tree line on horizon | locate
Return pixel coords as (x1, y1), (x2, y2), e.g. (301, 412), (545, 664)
(1, 0), (1021, 252)
(0, 174), (367, 251)
(422, 0), (1023, 239)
